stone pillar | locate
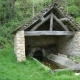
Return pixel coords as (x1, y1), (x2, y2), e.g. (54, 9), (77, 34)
(14, 31), (26, 62)
(58, 32), (80, 56)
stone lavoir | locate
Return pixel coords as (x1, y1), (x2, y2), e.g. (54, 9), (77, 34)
(12, 3), (80, 62)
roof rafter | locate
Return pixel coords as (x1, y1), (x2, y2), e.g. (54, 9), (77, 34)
(52, 14), (69, 31)
(30, 13), (51, 31)
(54, 6), (65, 18)
(31, 12), (69, 31)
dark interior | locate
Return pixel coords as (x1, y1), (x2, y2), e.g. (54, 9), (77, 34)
(25, 36), (58, 56)
(33, 50), (43, 62)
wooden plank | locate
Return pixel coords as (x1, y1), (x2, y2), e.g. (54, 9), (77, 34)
(50, 12), (53, 31)
(30, 13), (51, 31)
(25, 31), (75, 36)
(60, 18), (69, 21)
(52, 14), (69, 31)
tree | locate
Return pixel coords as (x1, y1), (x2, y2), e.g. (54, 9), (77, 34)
(0, 0), (16, 25)
(68, 0), (80, 18)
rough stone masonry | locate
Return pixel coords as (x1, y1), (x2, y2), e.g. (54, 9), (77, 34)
(58, 32), (80, 56)
(14, 31), (26, 62)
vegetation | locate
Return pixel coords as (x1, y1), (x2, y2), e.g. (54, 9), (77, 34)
(68, 0), (80, 18)
(0, 48), (80, 80)
(0, 0), (80, 48)
(0, 1), (80, 80)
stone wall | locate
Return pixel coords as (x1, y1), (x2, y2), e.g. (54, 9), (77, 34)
(25, 36), (57, 47)
(25, 36), (58, 55)
(58, 32), (80, 56)
(14, 31), (26, 62)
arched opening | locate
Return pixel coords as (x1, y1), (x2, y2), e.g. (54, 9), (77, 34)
(33, 50), (43, 62)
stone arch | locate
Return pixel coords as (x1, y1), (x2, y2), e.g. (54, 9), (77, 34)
(29, 47), (46, 61)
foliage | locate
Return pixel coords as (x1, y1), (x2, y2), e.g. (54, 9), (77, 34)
(68, 0), (80, 20)
(0, 48), (80, 80)
(0, 0), (52, 48)
(0, 18), (29, 48)
(0, 0), (15, 24)
(0, 0), (80, 48)
(68, 5), (79, 17)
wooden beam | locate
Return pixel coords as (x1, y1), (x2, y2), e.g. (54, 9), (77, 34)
(23, 19), (40, 30)
(60, 18), (79, 31)
(30, 13), (51, 31)
(50, 12), (53, 31)
(52, 14), (69, 31)
(55, 6), (65, 17)
(55, 6), (79, 31)
(25, 31), (75, 36)
(60, 18), (69, 21)
(43, 6), (54, 17)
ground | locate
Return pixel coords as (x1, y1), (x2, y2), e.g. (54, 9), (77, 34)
(0, 48), (80, 80)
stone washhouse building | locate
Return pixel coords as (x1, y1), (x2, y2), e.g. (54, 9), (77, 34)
(12, 3), (80, 62)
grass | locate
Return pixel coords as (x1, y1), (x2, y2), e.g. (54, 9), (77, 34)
(0, 48), (80, 80)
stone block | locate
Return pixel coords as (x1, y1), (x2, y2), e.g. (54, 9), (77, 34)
(16, 37), (25, 41)
(17, 43), (25, 47)
(16, 54), (26, 62)
(16, 31), (24, 36)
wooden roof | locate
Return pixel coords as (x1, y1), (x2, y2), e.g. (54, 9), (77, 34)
(12, 3), (80, 34)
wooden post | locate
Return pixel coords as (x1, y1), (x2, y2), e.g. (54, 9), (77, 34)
(50, 12), (53, 31)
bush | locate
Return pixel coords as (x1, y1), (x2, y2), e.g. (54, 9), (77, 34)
(76, 17), (80, 23)
(68, 5), (79, 17)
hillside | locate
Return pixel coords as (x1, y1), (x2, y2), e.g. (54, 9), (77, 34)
(0, 48), (80, 80)
(0, 0), (80, 48)
(0, 1), (80, 80)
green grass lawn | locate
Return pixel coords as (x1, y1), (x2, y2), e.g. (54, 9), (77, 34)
(0, 48), (80, 80)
